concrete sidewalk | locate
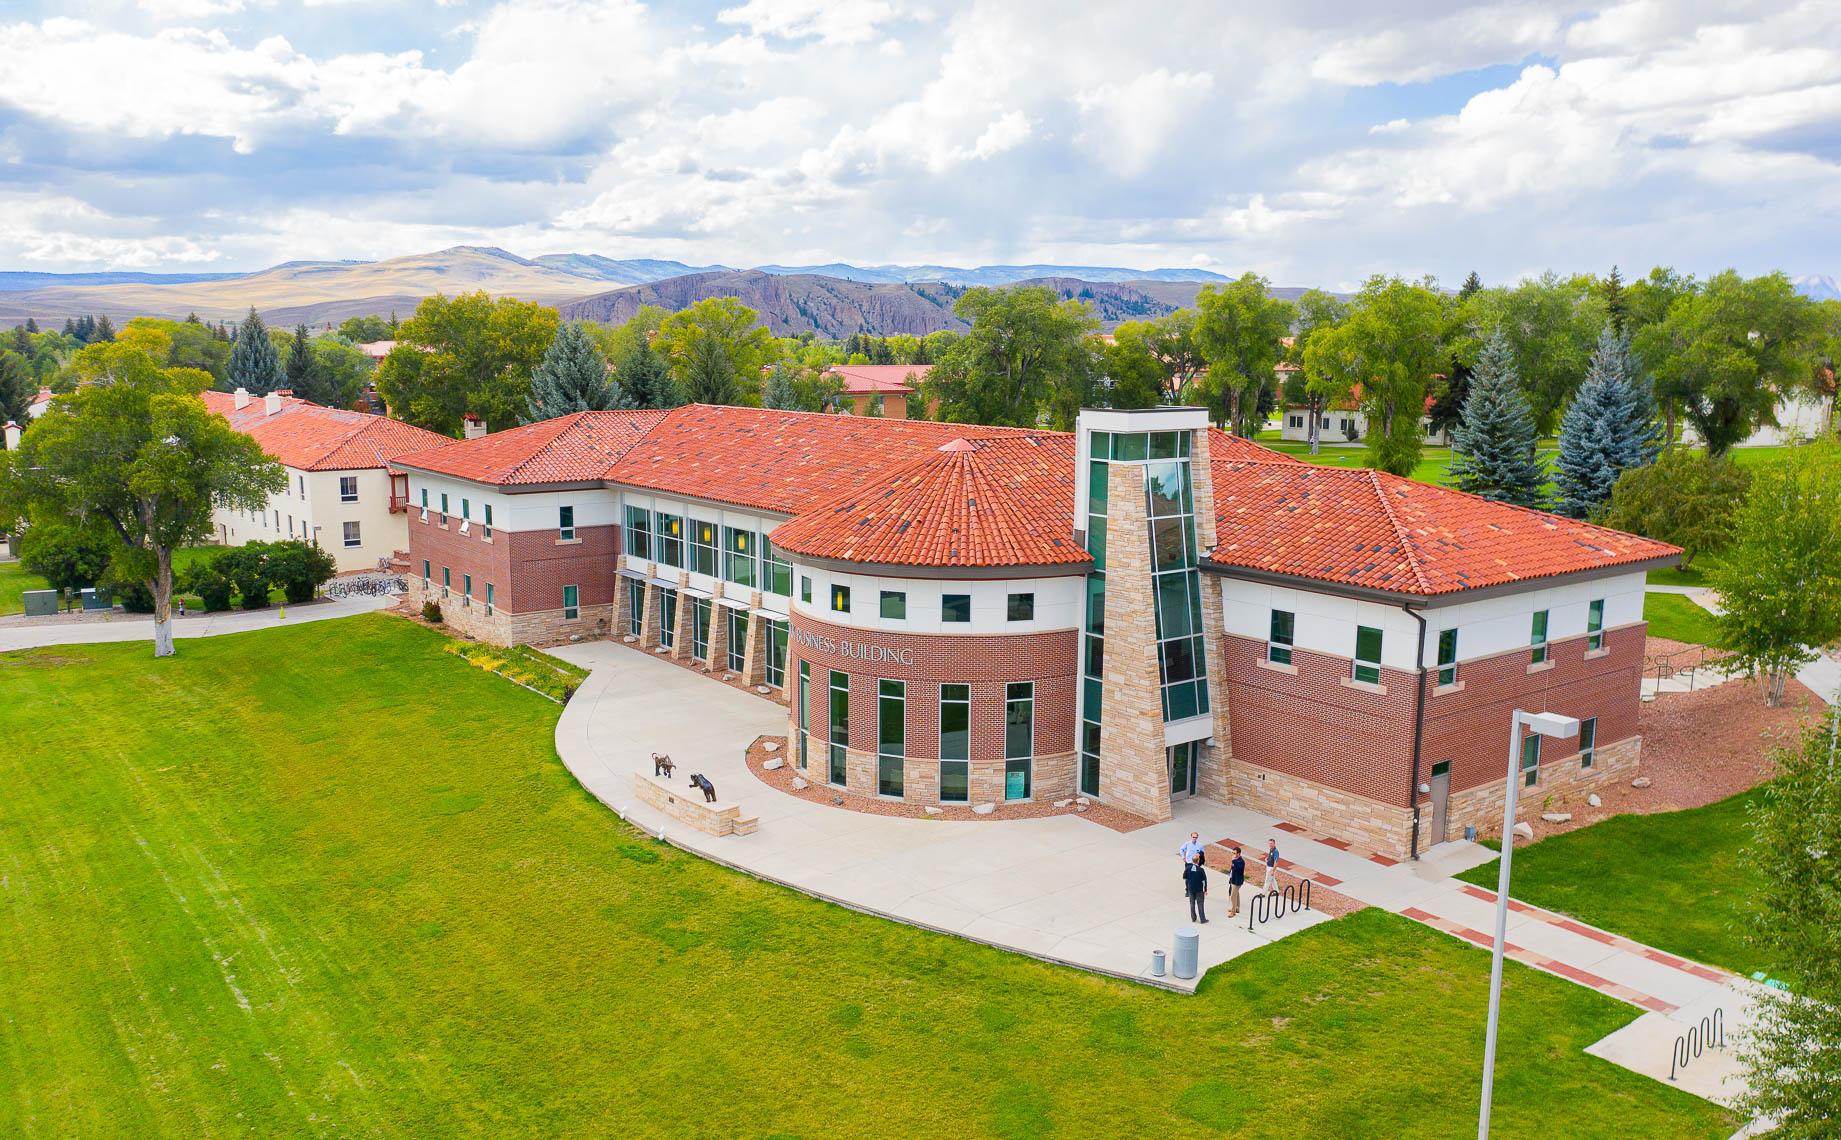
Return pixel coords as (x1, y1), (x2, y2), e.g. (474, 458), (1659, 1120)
(0, 595), (392, 652)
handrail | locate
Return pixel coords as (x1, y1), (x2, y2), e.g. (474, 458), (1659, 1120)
(1669, 1008), (1725, 1081)
(1247, 878), (1313, 931)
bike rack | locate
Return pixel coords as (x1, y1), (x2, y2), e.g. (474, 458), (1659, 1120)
(1668, 1008), (1724, 1081)
(1247, 879), (1313, 931)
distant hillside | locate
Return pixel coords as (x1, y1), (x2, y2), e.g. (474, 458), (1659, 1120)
(0, 269), (249, 292)
(529, 253), (729, 285)
(751, 262), (1231, 286)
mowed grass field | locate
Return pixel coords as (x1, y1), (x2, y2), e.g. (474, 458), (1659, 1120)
(0, 559), (51, 614)
(1643, 592), (1729, 648)
(0, 616), (1731, 1137)
(1458, 792), (1764, 977)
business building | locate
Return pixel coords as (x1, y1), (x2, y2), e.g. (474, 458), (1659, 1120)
(204, 388), (451, 573)
(393, 404), (1676, 857)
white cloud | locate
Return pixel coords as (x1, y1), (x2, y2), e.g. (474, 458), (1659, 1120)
(716, 0), (904, 45)
(1075, 69), (1215, 177)
(1368, 118), (1411, 135)
(1310, 3), (1563, 86)
(139, 0), (245, 18)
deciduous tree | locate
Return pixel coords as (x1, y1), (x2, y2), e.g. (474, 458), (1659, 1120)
(0, 337), (283, 655)
(1193, 273), (1292, 435)
(1287, 289), (1349, 454)
(654, 297), (774, 402)
(374, 292), (560, 434)
(18, 517), (113, 593)
(1302, 275), (1447, 476)
(1449, 331), (1546, 507)
(1456, 272), (1605, 433)
(926, 286), (1097, 428)
(1601, 447), (1749, 567)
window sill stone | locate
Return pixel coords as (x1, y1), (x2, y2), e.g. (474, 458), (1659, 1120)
(1340, 676), (1388, 696)
(1256, 657), (1299, 676)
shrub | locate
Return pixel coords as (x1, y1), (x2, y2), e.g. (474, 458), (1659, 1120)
(111, 578), (155, 613)
(265, 539), (337, 603)
(193, 571), (235, 612)
(1601, 446), (1750, 565)
(217, 544), (273, 609)
(18, 519), (113, 593)
(422, 600), (443, 624)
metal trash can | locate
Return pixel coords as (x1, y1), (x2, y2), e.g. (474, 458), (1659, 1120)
(1172, 926), (1200, 980)
(1150, 949), (1166, 977)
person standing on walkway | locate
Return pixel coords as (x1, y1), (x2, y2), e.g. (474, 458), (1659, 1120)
(1264, 839), (1281, 894)
(1183, 853), (1209, 924)
(1178, 831), (1206, 866)
(1227, 846), (1246, 916)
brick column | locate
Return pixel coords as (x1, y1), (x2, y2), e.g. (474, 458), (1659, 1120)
(670, 572), (694, 660)
(1098, 461), (1174, 823)
(707, 586), (731, 671)
(739, 592), (768, 686)
(639, 578), (661, 649)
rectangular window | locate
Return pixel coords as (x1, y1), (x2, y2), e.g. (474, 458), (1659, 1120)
(1354, 625), (1383, 685)
(563, 584), (579, 621)
(1006, 592), (1035, 622)
(1521, 732), (1541, 786)
(727, 610), (747, 674)
(461, 498), (470, 522)
(797, 662), (811, 770)
(1531, 610), (1550, 665)
(1004, 682), (1033, 801)
(298, 475), (305, 499)
(830, 584), (851, 613)
(1268, 609), (1295, 665)
(420, 488), (428, 510)
(828, 671), (849, 786)
(624, 505), (652, 561)
(723, 526), (756, 588)
(441, 567), (450, 597)
(1437, 628), (1458, 687)
(800, 575), (812, 604)
(342, 520), (361, 548)
(765, 619), (788, 688)
(421, 558), (430, 582)
(877, 679), (905, 797)
(941, 593), (970, 623)
(692, 597), (711, 659)
(627, 579), (644, 637)
(939, 683), (969, 803)
(690, 519), (717, 576)
(559, 505), (575, 542)
(339, 475), (358, 503)
(653, 513), (680, 567)
(1579, 717), (1597, 768)
(658, 588), (678, 649)
(483, 503), (493, 539)
(440, 493), (449, 520)
(1587, 599), (1605, 651)
(287, 514), (293, 536)
(880, 590), (906, 620)
(485, 583), (494, 616)
(764, 538), (793, 597)
(462, 573), (471, 600)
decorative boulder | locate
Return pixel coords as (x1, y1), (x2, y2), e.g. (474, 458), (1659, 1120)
(791, 776), (809, 790)
(1541, 812), (1572, 823)
(1631, 776), (1652, 789)
(623, 635), (637, 643)
(763, 741), (781, 753)
(1587, 793), (1602, 808)
(972, 803), (996, 815)
(1512, 821), (1535, 841)
(756, 685), (770, 694)
(763, 758), (784, 771)
(1076, 797), (1091, 807)
(1052, 798), (1072, 809)
(655, 646), (669, 654)
(924, 806), (944, 816)
(830, 795), (844, 805)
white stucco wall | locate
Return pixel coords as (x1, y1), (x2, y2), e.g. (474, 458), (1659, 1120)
(213, 465), (408, 573)
(788, 564), (1085, 635)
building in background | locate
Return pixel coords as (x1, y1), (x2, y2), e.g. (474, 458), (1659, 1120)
(822, 363), (930, 418)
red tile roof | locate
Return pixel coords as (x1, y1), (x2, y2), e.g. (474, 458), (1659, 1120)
(201, 390), (452, 472)
(391, 409), (667, 486)
(768, 434), (1090, 569)
(825, 364), (931, 395)
(1203, 458), (1679, 596)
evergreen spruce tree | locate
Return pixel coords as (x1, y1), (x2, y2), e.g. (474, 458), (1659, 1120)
(523, 321), (613, 422)
(1458, 270), (1484, 300)
(228, 307), (284, 395)
(1602, 265), (1628, 335)
(61, 318), (76, 338)
(1555, 329), (1638, 518)
(615, 337), (679, 409)
(761, 362), (800, 410)
(24, 317), (38, 335)
(11, 326), (28, 355)
(680, 335), (740, 405)
(285, 324), (316, 397)
(92, 315), (116, 343)
(1448, 330), (1546, 508)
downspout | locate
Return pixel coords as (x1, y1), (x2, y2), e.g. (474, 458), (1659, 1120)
(1403, 602), (1429, 861)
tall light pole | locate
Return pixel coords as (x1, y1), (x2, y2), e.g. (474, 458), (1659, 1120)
(1478, 708), (1579, 1139)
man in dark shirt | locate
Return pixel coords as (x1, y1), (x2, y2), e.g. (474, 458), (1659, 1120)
(1227, 846), (1246, 917)
(1183, 853), (1209, 924)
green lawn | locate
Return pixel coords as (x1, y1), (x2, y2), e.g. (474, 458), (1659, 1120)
(1646, 563), (1712, 589)
(0, 559), (50, 615)
(0, 616), (1730, 1137)
(1255, 438), (1561, 488)
(1643, 592), (1728, 647)
(1457, 791), (1764, 976)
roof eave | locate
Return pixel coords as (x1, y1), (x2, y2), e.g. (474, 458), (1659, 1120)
(1198, 552), (1682, 608)
(786, 550), (1091, 580)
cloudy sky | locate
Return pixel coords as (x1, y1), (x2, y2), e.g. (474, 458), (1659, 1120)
(0, 0), (1835, 288)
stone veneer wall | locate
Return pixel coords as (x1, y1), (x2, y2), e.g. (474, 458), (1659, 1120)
(813, 745), (1078, 805)
(1437, 733), (1642, 846)
(1225, 760), (1417, 858)
(1094, 461), (1173, 822)
(407, 575), (612, 646)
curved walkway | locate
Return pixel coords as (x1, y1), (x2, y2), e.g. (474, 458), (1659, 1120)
(0, 595), (393, 652)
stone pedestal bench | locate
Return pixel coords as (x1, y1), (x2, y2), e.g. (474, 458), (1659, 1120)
(633, 771), (759, 837)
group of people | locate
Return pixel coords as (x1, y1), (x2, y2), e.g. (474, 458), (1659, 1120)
(1178, 832), (1281, 924)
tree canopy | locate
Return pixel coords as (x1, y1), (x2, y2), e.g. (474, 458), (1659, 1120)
(1600, 446), (1750, 566)
(1193, 273), (1293, 436)
(1448, 331), (1546, 507)
(925, 285), (1097, 429)
(228, 307), (284, 395)
(1302, 275), (1447, 477)
(374, 292), (560, 435)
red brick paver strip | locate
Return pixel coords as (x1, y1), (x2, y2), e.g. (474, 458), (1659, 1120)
(1399, 904), (1681, 1014)
(1458, 884), (1738, 983)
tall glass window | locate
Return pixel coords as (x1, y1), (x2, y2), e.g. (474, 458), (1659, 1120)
(1145, 449), (1208, 723)
(1579, 716), (1598, 768)
(692, 597), (711, 659)
(1354, 625), (1383, 684)
(797, 662), (811, 770)
(765, 619), (788, 688)
(1521, 733), (1541, 786)
(723, 527), (756, 587)
(1004, 681), (1033, 801)
(1586, 599), (1605, 651)
(656, 513), (683, 567)
(763, 538), (793, 597)
(558, 505), (574, 541)
(1531, 610), (1550, 665)
(939, 683), (969, 803)
(562, 584), (579, 621)
(624, 505), (652, 560)
(1437, 628), (1458, 686)
(727, 610), (748, 673)
(690, 519), (718, 576)
(828, 671), (849, 786)
(1268, 609), (1295, 665)
(658, 587), (677, 649)
(626, 580), (644, 636)
(877, 680), (905, 797)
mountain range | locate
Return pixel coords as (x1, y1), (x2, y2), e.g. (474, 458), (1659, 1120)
(0, 246), (1245, 332)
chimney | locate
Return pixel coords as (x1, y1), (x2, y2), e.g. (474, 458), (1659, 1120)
(463, 413), (488, 440)
(264, 391), (283, 416)
(233, 387), (251, 410)
(3, 421), (19, 451)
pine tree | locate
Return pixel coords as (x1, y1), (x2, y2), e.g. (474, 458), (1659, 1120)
(285, 324), (316, 397)
(1448, 330), (1546, 508)
(615, 338), (678, 409)
(92, 315), (116, 342)
(61, 318), (76, 338)
(1602, 265), (1628, 335)
(761, 362), (800, 410)
(680, 335), (740, 405)
(1458, 271), (1484, 300)
(24, 317), (38, 335)
(1555, 329), (1644, 518)
(11, 326), (28, 355)
(523, 321), (612, 422)
(228, 307), (284, 395)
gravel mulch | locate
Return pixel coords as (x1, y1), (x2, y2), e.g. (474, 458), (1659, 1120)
(742, 735), (1155, 829)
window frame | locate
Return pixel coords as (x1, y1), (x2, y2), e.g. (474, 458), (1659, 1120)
(562, 584), (580, 621)
(342, 520), (361, 548)
(1579, 716), (1597, 768)
(877, 679), (905, 798)
(1586, 599), (1605, 652)
(830, 583), (851, 614)
(1436, 628), (1458, 687)
(880, 590), (906, 620)
(1003, 681), (1034, 801)
(828, 670), (849, 786)
(1006, 592), (1035, 622)
(1530, 609), (1550, 665)
(1353, 625), (1383, 685)
(939, 683), (970, 803)
(339, 475), (358, 503)
(558, 505), (576, 543)
(1267, 609), (1295, 666)
(941, 593), (971, 623)
(1521, 732), (1541, 786)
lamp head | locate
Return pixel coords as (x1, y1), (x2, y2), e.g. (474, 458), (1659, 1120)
(1522, 710), (1581, 739)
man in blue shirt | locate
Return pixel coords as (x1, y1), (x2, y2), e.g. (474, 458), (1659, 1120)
(1264, 839), (1282, 895)
(1178, 831), (1206, 866)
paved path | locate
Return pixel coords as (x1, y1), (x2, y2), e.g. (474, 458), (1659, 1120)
(0, 595), (392, 652)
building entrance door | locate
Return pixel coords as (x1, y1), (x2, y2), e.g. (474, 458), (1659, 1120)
(1168, 741), (1198, 799)
(1429, 760), (1451, 844)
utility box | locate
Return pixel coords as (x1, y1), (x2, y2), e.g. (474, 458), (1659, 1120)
(80, 587), (112, 611)
(22, 589), (59, 617)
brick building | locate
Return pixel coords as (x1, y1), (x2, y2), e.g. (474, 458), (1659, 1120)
(394, 404), (1677, 857)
